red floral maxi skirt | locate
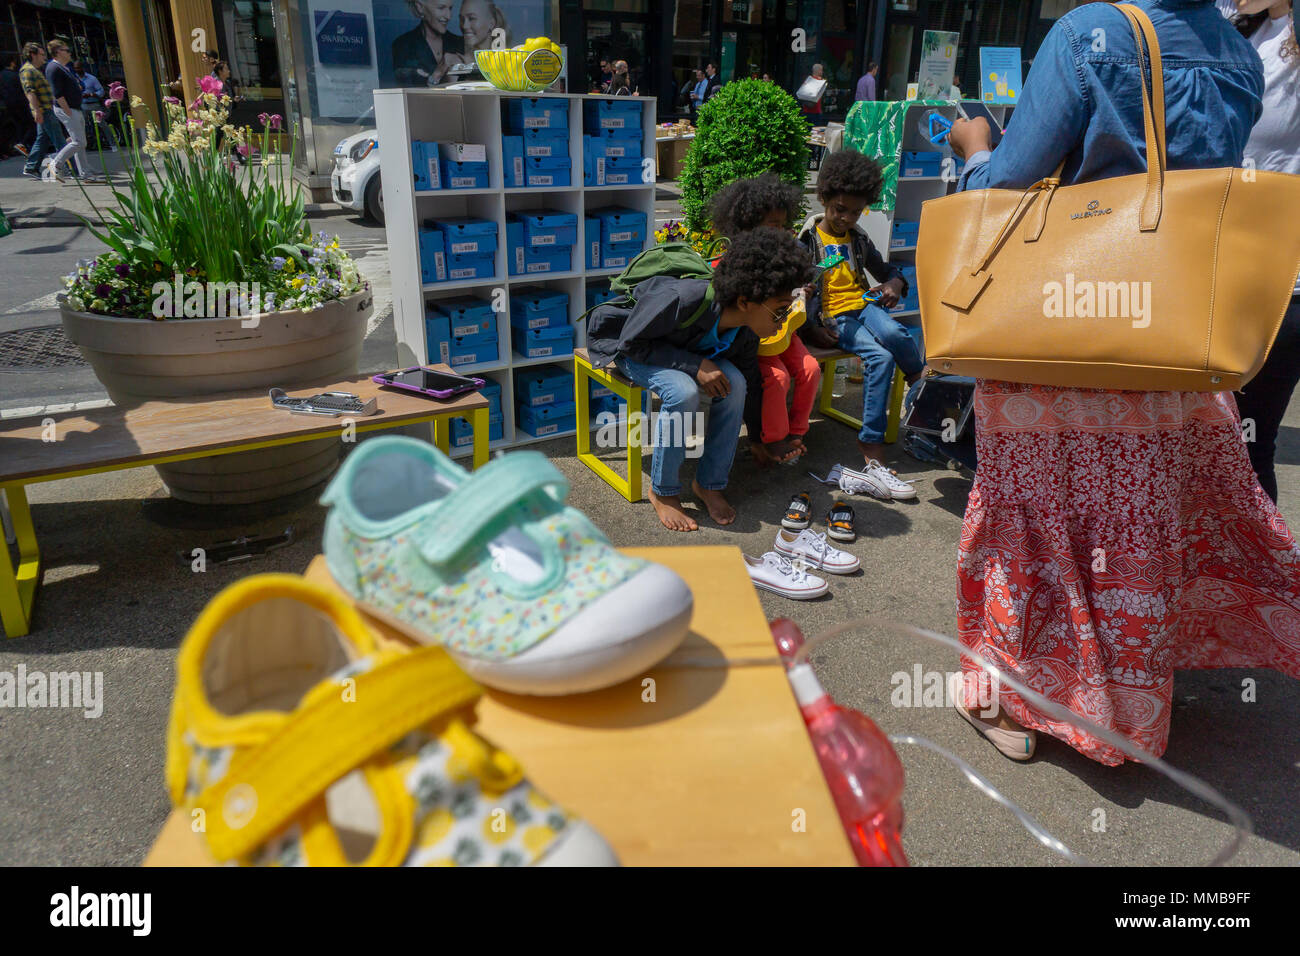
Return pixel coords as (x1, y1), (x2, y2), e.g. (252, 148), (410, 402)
(957, 381), (1300, 766)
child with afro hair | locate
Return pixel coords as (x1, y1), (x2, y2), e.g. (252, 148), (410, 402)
(797, 148), (923, 498)
(586, 227), (814, 531)
(709, 172), (820, 463)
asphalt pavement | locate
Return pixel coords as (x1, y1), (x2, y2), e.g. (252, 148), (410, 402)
(1, 151), (1297, 868)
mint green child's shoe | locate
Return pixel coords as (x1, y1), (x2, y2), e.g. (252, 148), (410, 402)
(321, 436), (694, 695)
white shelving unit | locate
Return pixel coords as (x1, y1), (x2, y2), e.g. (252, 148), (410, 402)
(376, 88), (657, 457)
(861, 101), (1013, 328)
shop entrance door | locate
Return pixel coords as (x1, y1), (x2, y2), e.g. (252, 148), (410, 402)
(585, 14), (654, 96)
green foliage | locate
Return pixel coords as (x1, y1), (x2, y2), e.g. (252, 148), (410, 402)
(679, 78), (811, 232)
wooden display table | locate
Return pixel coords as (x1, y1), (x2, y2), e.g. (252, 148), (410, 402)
(144, 546), (854, 866)
(0, 370), (489, 638)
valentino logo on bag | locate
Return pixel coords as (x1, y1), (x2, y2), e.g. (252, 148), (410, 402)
(1071, 199), (1112, 220)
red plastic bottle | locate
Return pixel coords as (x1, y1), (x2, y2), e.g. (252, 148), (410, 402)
(771, 619), (909, 867)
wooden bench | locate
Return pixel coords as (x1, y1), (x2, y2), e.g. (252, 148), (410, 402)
(0, 371), (490, 638)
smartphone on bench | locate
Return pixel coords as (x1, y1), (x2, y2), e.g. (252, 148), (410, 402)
(372, 366), (485, 400)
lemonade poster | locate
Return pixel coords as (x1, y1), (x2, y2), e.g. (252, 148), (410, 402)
(979, 47), (1022, 105)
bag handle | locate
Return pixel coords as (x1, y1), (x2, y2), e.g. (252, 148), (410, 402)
(1116, 3), (1167, 230)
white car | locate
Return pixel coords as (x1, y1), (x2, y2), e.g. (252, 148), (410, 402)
(331, 130), (383, 224)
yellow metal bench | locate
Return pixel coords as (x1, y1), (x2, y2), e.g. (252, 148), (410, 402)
(0, 373), (490, 638)
(574, 348), (648, 502)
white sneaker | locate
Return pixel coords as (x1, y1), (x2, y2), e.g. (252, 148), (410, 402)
(744, 552), (829, 600)
(814, 462), (917, 501)
(773, 528), (861, 575)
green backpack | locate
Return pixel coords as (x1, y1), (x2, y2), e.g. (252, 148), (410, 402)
(597, 241), (722, 330)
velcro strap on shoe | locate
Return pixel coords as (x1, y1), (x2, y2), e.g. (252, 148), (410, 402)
(196, 646), (481, 863)
(415, 451), (569, 566)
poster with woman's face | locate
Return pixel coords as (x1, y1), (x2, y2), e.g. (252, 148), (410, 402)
(374, 0), (551, 87)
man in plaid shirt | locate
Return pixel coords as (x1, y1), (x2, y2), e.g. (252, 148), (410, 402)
(20, 41), (67, 180)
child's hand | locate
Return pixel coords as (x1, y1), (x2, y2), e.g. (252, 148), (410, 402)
(869, 278), (905, 309)
(810, 326), (839, 350)
(696, 359), (730, 398)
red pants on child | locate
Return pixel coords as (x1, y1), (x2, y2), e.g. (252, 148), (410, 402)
(758, 336), (821, 444)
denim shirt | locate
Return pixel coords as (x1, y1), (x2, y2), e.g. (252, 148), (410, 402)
(958, 0), (1264, 192)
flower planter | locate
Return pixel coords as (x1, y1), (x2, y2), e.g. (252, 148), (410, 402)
(59, 290), (373, 505)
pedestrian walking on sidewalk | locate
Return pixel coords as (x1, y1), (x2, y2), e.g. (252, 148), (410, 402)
(19, 43), (66, 181)
(1, 56), (34, 155)
(45, 40), (101, 183)
(946, 0), (1299, 767)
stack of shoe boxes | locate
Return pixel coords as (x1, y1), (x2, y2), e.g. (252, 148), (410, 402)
(502, 98), (571, 188)
(428, 295), (498, 368)
(450, 380), (504, 448)
(515, 364), (576, 439)
(507, 209), (577, 277)
(510, 286), (573, 360)
(422, 216), (497, 285)
(413, 141), (489, 190)
(890, 264), (920, 314)
(583, 100), (643, 186)
(588, 206), (647, 270)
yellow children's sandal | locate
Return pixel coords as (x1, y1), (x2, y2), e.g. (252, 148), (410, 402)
(159, 573), (619, 866)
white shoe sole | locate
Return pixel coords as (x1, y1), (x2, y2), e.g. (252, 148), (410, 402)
(451, 563), (694, 696)
(536, 820), (621, 866)
(781, 517), (811, 531)
(772, 540), (861, 575)
(748, 576), (829, 600)
(826, 528), (856, 543)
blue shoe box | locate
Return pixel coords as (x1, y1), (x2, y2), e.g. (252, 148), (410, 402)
(517, 401), (577, 438)
(428, 217), (497, 256)
(509, 210), (578, 248)
(583, 149), (602, 187)
(510, 287), (569, 330)
(448, 338), (498, 368)
(601, 156), (644, 186)
(585, 217), (601, 267)
(584, 131), (643, 161)
(434, 295), (496, 338)
(419, 227), (447, 283)
(450, 415), (504, 447)
(901, 150), (943, 178)
(590, 393), (621, 418)
(599, 240), (643, 270)
(513, 323), (575, 360)
(412, 141), (442, 190)
(590, 379), (614, 401)
(505, 97), (570, 131)
(440, 159), (490, 189)
(516, 368), (574, 408)
(503, 129), (570, 186)
(520, 155), (571, 188)
(507, 221), (571, 275)
(592, 207), (647, 245)
(585, 284), (618, 311)
(444, 251), (495, 282)
(584, 99), (641, 133)
(890, 219), (920, 249)
(425, 312), (452, 365)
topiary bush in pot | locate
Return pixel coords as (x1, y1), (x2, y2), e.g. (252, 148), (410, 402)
(679, 78), (811, 232)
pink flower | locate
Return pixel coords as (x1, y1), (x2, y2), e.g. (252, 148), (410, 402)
(257, 112), (269, 126)
(237, 145), (251, 157)
(267, 114), (282, 130)
(198, 75), (223, 95)
(163, 96), (181, 105)
(107, 82), (126, 102)
(93, 110), (105, 122)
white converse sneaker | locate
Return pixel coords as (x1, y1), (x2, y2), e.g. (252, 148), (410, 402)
(814, 462), (917, 501)
(744, 552), (829, 600)
(773, 528), (861, 575)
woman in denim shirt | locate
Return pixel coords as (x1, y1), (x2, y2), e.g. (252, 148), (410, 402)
(945, 0), (1300, 767)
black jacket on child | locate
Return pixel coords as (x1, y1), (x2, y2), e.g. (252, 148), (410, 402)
(795, 214), (907, 342)
(586, 275), (763, 441)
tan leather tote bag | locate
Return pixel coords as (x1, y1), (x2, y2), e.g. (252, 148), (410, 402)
(916, 4), (1300, 391)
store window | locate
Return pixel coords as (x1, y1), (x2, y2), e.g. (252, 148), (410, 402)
(671, 0), (712, 97)
(212, 1), (285, 127)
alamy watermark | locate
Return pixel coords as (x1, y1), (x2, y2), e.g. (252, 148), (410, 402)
(151, 274), (263, 327)
(1043, 272), (1151, 328)
(890, 664), (999, 717)
(0, 664), (103, 718)
(594, 410), (706, 456)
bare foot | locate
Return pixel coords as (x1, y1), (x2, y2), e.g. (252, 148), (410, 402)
(692, 480), (736, 525)
(751, 441), (777, 467)
(764, 437), (800, 463)
(789, 434), (808, 454)
(649, 489), (697, 532)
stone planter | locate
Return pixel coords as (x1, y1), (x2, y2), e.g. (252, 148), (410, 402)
(60, 290), (373, 505)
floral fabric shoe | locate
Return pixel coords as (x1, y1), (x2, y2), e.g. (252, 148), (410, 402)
(166, 574), (619, 866)
(322, 436), (694, 695)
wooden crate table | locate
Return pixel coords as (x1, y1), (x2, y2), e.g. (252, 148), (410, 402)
(0, 370), (490, 638)
(144, 545), (854, 866)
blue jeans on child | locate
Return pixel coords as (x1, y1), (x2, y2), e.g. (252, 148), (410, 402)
(835, 304), (924, 444)
(614, 355), (747, 498)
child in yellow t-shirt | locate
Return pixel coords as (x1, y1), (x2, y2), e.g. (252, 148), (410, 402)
(710, 173), (820, 463)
